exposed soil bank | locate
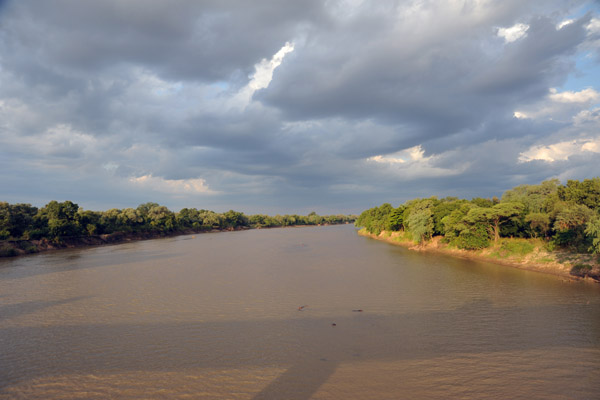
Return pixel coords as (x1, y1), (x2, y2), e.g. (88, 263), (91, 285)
(0, 224), (347, 258)
(358, 229), (600, 283)
(0, 229), (236, 257)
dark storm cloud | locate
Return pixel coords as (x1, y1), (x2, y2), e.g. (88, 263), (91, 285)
(0, 0), (326, 82)
(0, 0), (599, 212)
(258, 7), (591, 151)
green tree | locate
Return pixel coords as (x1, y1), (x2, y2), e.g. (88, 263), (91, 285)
(465, 202), (524, 243)
(38, 201), (81, 239)
(100, 208), (123, 233)
(552, 203), (595, 251)
(387, 206), (405, 231)
(200, 210), (223, 229)
(0, 202), (38, 239)
(501, 180), (560, 234)
(585, 216), (600, 254)
(119, 208), (143, 231)
(79, 210), (101, 236)
(442, 203), (473, 240)
(307, 211), (324, 225)
(558, 178), (600, 211)
(136, 202), (160, 230)
(222, 210), (248, 229)
(455, 222), (490, 250)
(0, 202), (9, 239)
(406, 208), (434, 244)
(355, 203), (394, 235)
(404, 199), (436, 243)
(441, 203), (490, 249)
(471, 197), (494, 208)
(525, 212), (550, 239)
(432, 199), (467, 235)
(147, 205), (176, 232)
(176, 208), (202, 230)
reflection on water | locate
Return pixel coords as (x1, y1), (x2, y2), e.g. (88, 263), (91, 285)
(1, 225), (599, 399)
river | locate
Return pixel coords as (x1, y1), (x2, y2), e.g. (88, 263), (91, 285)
(1, 224), (599, 399)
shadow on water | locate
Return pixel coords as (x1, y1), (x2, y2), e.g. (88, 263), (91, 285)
(1, 300), (599, 399)
(252, 358), (338, 400)
(0, 296), (91, 322)
(0, 249), (179, 281)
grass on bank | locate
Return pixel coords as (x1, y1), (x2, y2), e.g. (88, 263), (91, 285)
(358, 228), (600, 280)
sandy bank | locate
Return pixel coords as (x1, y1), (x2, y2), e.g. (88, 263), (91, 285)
(358, 229), (600, 283)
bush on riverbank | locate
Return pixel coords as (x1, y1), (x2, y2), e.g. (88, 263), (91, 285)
(0, 243), (18, 257)
(0, 201), (357, 256)
(356, 178), (600, 255)
(571, 263), (593, 277)
(359, 228), (600, 281)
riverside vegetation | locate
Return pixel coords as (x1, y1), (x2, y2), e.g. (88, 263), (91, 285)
(355, 178), (600, 281)
(0, 202), (356, 257)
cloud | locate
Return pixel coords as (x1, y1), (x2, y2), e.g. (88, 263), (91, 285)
(497, 23), (529, 43)
(548, 87), (600, 103)
(0, 0), (599, 213)
(518, 138), (600, 162)
(368, 146), (428, 164)
(231, 42), (295, 108)
(558, 19), (575, 30)
(512, 87), (600, 121)
(128, 175), (216, 195)
(366, 145), (469, 180)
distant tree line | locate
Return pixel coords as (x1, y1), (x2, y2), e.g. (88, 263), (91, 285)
(355, 178), (600, 254)
(0, 201), (356, 242)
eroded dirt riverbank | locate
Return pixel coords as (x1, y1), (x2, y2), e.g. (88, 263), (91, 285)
(358, 229), (600, 283)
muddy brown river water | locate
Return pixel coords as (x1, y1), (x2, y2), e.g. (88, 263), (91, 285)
(1, 224), (599, 399)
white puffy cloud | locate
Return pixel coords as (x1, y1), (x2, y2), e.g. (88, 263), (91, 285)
(129, 175), (216, 195)
(513, 88), (600, 120)
(497, 23), (529, 43)
(548, 87), (600, 103)
(587, 17), (600, 34)
(366, 146), (468, 180)
(518, 138), (600, 162)
(231, 42), (295, 109)
(368, 145), (427, 164)
(558, 19), (575, 30)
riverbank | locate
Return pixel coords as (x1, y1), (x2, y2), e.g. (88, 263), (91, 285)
(0, 229), (230, 257)
(358, 229), (600, 283)
(0, 223), (353, 258)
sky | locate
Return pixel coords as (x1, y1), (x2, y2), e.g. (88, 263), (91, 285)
(1, 0), (600, 214)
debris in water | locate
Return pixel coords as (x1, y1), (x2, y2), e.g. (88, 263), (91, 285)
(298, 305), (308, 311)
(331, 323), (336, 326)
(352, 309), (363, 312)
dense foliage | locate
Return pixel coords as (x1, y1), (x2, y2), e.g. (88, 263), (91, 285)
(355, 178), (600, 254)
(0, 201), (355, 243)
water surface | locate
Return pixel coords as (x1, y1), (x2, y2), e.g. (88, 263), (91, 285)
(1, 225), (599, 399)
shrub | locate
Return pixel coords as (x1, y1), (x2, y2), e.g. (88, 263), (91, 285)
(26, 229), (48, 240)
(19, 242), (38, 254)
(544, 240), (556, 252)
(571, 263), (592, 277)
(454, 223), (490, 250)
(0, 244), (18, 257)
(500, 239), (535, 256)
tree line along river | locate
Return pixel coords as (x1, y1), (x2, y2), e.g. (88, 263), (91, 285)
(1, 224), (599, 399)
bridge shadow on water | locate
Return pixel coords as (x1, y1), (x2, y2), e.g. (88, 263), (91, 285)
(1, 300), (599, 399)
